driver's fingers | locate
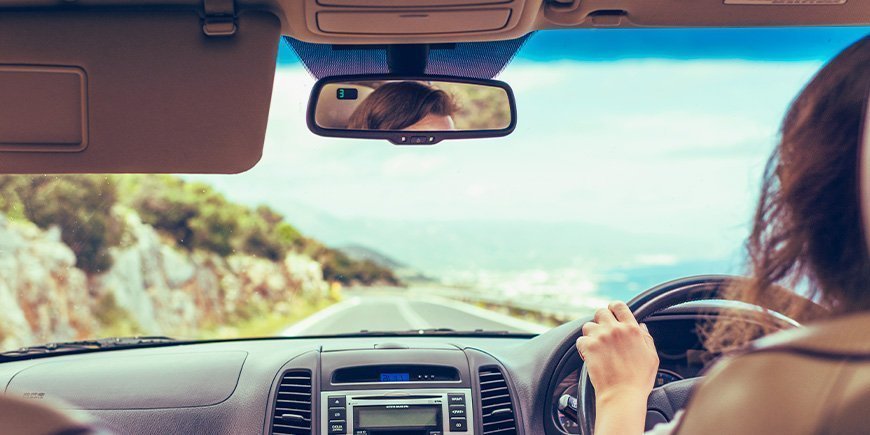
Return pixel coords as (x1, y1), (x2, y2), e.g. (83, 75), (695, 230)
(594, 307), (617, 325)
(608, 301), (638, 326)
(575, 336), (589, 361)
(640, 323), (655, 344)
(581, 321), (599, 337)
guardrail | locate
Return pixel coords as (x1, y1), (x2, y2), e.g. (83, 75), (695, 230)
(406, 286), (595, 326)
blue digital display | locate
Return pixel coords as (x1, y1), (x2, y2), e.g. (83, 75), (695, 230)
(379, 373), (410, 382)
(336, 88), (358, 100)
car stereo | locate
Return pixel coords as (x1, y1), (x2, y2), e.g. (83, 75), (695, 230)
(321, 388), (473, 435)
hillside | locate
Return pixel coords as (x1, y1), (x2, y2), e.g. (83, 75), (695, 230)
(267, 200), (712, 275)
(0, 175), (400, 349)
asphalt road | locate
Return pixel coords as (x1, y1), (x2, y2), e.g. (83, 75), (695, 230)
(281, 292), (547, 336)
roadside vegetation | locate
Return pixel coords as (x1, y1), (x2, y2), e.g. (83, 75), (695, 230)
(0, 175), (399, 286)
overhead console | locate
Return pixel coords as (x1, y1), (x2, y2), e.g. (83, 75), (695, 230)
(288, 0), (535, 44)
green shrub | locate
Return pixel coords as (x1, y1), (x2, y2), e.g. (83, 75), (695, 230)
(0, 175), (121, 272)
(0, 174), (400, 285)
(304, 240), (400, 286)
(121, 176), (303, 260)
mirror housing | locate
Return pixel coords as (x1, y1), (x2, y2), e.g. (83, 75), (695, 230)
(307, 75), (517, 144)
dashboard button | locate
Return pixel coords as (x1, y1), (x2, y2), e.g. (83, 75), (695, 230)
(328, 420), (346, 434)
(448, 405), (466, 417)
(329, 407), (346, 420)
(449, 417), (467, 431)
(328, 396), (346, 407)
(447, 394), (465, 404)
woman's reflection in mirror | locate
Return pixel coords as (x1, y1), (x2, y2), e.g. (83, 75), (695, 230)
(346, 81), (457, 131)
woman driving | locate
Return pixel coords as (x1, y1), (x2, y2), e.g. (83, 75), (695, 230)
(578, 35), (870, 434)
(346, 81), (458, 131)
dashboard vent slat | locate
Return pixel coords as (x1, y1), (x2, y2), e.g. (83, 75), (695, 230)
(270, 369), (313, 435)
(478, 366), (518, 435)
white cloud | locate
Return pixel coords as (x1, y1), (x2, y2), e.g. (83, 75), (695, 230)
(188, 59), (823, 264)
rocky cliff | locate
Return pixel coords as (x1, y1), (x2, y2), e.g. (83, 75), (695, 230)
(0, 210), (329, 350)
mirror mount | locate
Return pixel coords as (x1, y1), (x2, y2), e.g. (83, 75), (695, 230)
(306, 74), (517, 145)
(387, 44), (429, 75)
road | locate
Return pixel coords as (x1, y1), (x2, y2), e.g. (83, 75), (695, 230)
(281, 291), (548, 336)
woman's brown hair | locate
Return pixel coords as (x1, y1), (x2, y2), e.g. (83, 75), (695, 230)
(704, 35), (870, 353)
(347, 81), (458, 130)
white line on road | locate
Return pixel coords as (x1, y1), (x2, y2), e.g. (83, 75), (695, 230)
(397, 299), (433, 330)
(420, 294), (549, 334)
(281, 297), (362, 336)
(280, 294), (550, 336)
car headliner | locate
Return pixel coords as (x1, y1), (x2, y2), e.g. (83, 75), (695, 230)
(0, 0), (866, 175)
(0, 0), (867, 45)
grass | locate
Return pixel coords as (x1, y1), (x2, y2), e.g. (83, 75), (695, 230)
(89, 286), (343, 342)
(198, 296), (338, 340)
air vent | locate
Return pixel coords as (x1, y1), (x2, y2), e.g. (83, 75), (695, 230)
(270, 369), (313, 435)
(479, 366), (518, 435)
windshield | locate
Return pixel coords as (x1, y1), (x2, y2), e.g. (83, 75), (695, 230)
(1, 27), (867, 350)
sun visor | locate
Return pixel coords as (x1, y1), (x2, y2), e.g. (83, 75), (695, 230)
(0, 8), (280, 174)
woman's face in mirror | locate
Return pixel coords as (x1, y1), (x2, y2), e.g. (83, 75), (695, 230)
(404, 114), (456, 131)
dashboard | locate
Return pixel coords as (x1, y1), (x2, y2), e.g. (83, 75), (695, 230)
(0, 304), (722, 435)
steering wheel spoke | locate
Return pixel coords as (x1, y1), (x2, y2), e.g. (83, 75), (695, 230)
(645, 377), (701, 430)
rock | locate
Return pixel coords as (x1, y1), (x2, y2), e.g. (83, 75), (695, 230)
(0, 215), (93, 350)
(0, 210), (330, 349)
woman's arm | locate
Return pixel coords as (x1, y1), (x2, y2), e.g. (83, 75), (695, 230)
(576, 301), (660, 435)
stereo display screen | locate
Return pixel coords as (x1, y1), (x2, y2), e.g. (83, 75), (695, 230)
(379, 372), (410, 382)
(356, 405), (440, 429)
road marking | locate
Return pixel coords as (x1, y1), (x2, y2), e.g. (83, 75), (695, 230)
(419, 294), (550, 334)
(281, 297), (362, 336)
(280, 293), (549, 336)
(397, 299), (433, 330)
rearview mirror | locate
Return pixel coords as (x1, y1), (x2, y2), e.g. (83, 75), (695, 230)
(307, 75), (516, 144)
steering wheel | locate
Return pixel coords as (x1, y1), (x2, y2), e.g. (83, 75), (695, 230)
(576, 275), (801, 435)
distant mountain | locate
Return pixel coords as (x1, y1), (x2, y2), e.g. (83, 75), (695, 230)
(276, 200), (732, 278)
(338, 244), (440, 284)
(339, 244), (405, 269)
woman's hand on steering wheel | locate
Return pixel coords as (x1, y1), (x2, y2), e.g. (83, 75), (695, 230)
(576, 301), (659, 434)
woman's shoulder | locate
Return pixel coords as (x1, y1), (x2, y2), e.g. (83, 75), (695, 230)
(748, 310), (870, 357)
(674, 311), (870, 434)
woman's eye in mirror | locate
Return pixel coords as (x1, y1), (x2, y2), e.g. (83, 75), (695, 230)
(314, 79), (512, 133)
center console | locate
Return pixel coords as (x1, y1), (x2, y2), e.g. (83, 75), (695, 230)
(319, 347), (474, 435)
(322, 388), (473, 434)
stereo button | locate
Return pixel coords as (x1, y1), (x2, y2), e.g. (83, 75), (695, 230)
(328, 420), (346, 434)
(449, 417), (467, 432)
(328, 396), (346, 407)
(447, 394), (465, 404)
(448, 405), (466, 417)
(329, 407), (346, 420)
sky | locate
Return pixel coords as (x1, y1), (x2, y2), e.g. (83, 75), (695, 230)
(188, 27), (869, 289)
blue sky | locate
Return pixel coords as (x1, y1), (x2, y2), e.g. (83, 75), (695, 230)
(191, 27), (869, 288)
(278, 27), (870, 64)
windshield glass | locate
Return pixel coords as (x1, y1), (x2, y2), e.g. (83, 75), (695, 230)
(1, 27), (867, 350)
